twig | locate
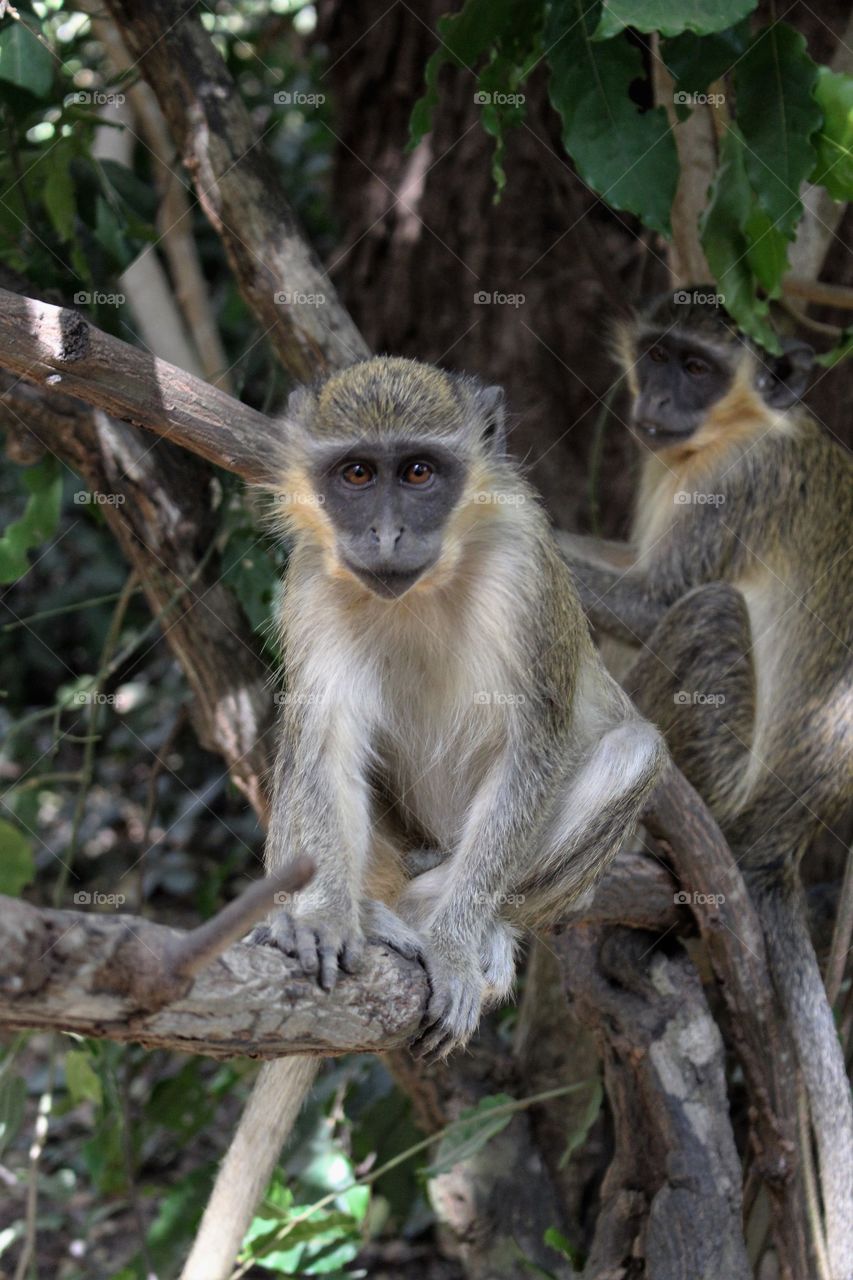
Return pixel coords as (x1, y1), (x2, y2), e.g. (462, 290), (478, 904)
(826, 842), (853, 1007)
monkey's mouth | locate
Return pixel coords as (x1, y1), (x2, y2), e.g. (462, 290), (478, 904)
(632, 420), (691, 447)
(344, 562), (429, 599)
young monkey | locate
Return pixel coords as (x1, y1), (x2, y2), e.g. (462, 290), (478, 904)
(180, 357), (666, 1280)
(560, 290), (853, 1279)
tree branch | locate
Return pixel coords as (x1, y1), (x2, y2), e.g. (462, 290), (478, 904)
(1, 850), (679, 1058)
(104, 0), (368, 380)
(0, 287), (273, 482)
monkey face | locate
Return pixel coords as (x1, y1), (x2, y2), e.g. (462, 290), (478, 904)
(311, 439), (467, 598)
(630, 333), (731, 447)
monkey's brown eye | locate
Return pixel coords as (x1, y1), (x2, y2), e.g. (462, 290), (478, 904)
(402, 461), (434, 486)
(684, 357), (710, 377)
(341, 462), (374, 487)
(649, 345), (668, 363)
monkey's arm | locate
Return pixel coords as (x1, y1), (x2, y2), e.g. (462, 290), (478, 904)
(562, 558), (672, 645)
(258, 710), (372, 989)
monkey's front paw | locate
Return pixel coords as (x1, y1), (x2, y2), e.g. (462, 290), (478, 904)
(250, 909), (365, 993)
(362, 900), (425, 963)
(411, 942), (486, 1063)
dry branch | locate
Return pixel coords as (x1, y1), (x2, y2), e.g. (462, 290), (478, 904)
(0, 852), (680, 1059)
(104, 0), (368, 381)
(0, 288), (272, 483)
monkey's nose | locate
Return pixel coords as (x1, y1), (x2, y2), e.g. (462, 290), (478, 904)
(369, 525), (405, 555)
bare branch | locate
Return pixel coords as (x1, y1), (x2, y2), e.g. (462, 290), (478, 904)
(104, 0), (368, 381)
(0, 287), (274, 482)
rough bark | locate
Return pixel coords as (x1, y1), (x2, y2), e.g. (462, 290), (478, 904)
(557, 925), (752, 1280)
(0, 892), (425, 1058)
(103, 0), (367, 381)
(0, 851), (680, 1057)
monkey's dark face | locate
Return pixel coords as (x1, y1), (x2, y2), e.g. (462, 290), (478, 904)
(312, 439), (467, 598)
(631, 333), (732, 447)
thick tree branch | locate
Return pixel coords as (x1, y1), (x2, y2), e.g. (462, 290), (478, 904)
(104, 0), (368, 380)
(1, 851), (679, 1058)
(0, 288), (273, 483)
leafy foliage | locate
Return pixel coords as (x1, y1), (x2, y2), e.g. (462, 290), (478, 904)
(411, 0), (853, 355)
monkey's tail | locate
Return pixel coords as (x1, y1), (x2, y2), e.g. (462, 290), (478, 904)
(754, 882), (853, 1280)
(180, 1056), (319, 1280)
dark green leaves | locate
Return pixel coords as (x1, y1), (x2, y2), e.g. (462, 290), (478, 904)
(0, 19), (54, 98)
(734, 24), (820, 241)
(547, 0), (677, 235)
(700, 127), (779, 352)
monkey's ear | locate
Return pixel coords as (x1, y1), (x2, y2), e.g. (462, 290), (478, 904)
(760, 341), (814, 409)
(474, 384), (508, 455)
(283, 384), (316, 426)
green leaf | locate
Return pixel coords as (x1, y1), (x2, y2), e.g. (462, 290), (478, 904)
(0, 456), (63, 584)
(425, 1093), (516, 1177)
(0, 818), (35, 895)
(744, 205), (788, 296)
(0, 1075), (26, 1156)
(699, 126), (780, 352)
(547, 5), (677, 236)
(0, 20), (54, 98)
(595, 0), (756, 39)
(410, 0), (518, 145)
(544, 1225), (583, 1268)
(43, 142), (76, 242)
(814, 328), (853, 368)
(661, 21), (750, 95)
(734, 23), (821, 241)
(64, 1049), (103, 1107)
(810, 67), (853, 201)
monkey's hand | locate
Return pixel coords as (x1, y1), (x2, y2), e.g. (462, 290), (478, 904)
(412, 933), (486, 1063)
(250, 908), (365, 993)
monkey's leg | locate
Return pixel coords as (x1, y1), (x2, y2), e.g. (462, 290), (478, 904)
(511, 717), (667, 929)
(406, 713), (665, 1060)
(620, 581), (755, 800)
(180, 1057), (318, 1280)
(618, 584), (853, 1277)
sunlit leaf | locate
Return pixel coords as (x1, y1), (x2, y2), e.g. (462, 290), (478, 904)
(810, 66), (853, 201)
(0, 818), (35, 895)
(595, 0), (756, 38)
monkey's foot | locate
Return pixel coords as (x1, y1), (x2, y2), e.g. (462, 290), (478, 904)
(480, 919), (519, 1002)
(362, 899), (425, 963)
(250, 909), (365, 993)
(411, 942), (486, 1064)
